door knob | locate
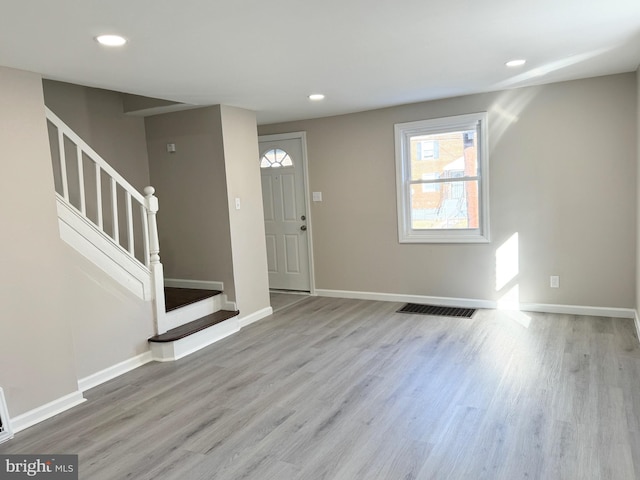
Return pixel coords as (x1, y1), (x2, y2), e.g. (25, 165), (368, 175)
(300, 225), (307, 231)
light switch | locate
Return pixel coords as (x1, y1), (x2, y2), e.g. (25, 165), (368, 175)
(313, 192), (323, 202)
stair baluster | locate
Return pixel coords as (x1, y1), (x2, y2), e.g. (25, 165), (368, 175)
(46, 107), (167, 336)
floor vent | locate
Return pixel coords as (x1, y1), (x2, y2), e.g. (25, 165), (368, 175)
(397, 303), (476, 319)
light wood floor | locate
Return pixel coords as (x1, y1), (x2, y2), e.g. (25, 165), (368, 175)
(269, 291), (310, 313)
(3, 297), (640, 479)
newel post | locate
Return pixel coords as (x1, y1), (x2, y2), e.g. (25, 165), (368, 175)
(144, 186), (167, 335)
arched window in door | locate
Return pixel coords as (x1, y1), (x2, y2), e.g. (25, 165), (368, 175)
(260, 148), (293, 168)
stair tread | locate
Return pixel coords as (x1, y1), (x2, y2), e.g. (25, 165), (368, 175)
(164, 287), (222, 312)
(149, 310), (240, 343)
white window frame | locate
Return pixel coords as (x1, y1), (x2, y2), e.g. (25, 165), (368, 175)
(394, 112), (489, 243)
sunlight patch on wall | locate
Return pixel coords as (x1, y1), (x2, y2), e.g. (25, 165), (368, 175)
(489, 88), (539, 147)
(496, 232), (519, 291)
(495, 232), (531, 327)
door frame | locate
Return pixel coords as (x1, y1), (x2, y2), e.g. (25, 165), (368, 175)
(258, 131), (315, 294)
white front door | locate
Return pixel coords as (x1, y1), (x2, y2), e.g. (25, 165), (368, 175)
(259, 134), (311, 291)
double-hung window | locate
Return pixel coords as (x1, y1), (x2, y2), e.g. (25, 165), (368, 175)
(394, 112), (489, 243)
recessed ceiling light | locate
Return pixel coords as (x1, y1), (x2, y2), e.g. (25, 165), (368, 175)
(96, 34), (127, 47)
(505, 59), (526, 67)
(308, 94), (325, 101)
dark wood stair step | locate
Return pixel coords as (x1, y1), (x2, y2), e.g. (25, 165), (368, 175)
(164, 287), (222, 312)
(149, 310), (240, 343)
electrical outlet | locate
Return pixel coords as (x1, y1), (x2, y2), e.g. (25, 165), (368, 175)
(550, 275), (560, 288)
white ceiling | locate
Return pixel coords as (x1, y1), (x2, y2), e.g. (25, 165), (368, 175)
(1, 0), (639, 124)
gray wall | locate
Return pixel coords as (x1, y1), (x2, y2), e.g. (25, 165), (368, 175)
(260, 74), (637, 309)
(1, 65), (635, 423)
(42, 80), (150, 191)
(220, 106), (270, 315)
(0, 66), (79, 416)
(145, 106), (236, 300)
(0, 68), (156, 418)
(63, 247), (155, 379)
(43, 80), (153, 263)
(41, 79), (156, 378)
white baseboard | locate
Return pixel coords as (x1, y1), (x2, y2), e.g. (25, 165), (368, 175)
(315, 289), (635, 319)
(518, 303), (635, 319)
(164, 278), (224, 291)
(635, 311), (640, 343)
(78, 351), (153, 393)
(9, 306), (274, 430)
(238, 306), (273, 328)
(315, 289), (496, 309)
(222, 295), (237, 311)
(11, 391), (86, 433)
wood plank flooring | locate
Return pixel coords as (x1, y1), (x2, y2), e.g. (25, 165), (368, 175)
(3, 297), (640, 479)
(269, 291), (310, 313)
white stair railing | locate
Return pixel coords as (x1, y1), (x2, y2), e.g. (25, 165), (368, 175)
(46, 107), (168, 334)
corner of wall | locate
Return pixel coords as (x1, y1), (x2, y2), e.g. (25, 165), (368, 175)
(220, 106), (270, 317)
(636, 66), (640, 317)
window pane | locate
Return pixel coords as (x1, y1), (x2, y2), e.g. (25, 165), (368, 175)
(260, 148), (294, 169)
(421, 173), (440, 192)
(395, 112), (488, 243)
(275, 149), (287, 163)
(410, 130), (477, 181)
(411, 180), (480, 230)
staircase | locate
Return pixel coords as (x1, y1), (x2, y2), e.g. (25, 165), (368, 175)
(46, 107), (239, 361)
(149, 287), (239, 361)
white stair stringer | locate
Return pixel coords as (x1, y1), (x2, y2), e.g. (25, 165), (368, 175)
(56, 195), (151, 300)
